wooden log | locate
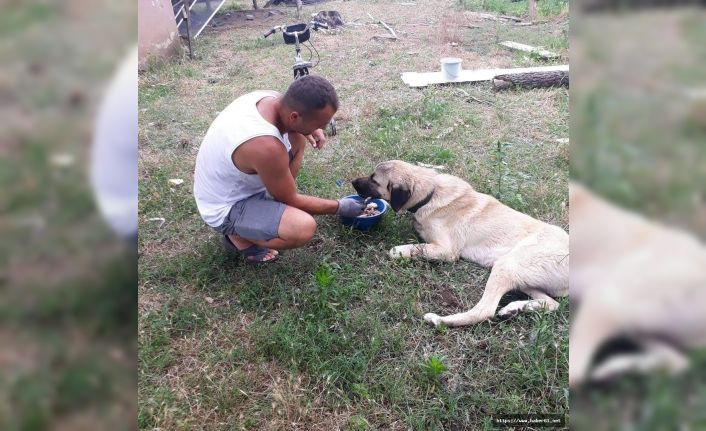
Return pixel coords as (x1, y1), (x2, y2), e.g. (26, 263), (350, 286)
(402, 64), (568, 87)
(478, 12), (499, 20)
(372, 34), (398, 41)
(499, 41), (559, 59)
(492, 70), (569, 90)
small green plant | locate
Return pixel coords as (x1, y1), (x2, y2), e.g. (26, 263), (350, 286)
(351, 383), (372, 400)
(421, 355), (448, 381)
(434, 323), (448, 334)
(347, 414), (371, 430)
(314, 264), (334, 287)
(420, 97), (448, 124)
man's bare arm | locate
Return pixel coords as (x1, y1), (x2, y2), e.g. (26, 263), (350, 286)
(235, 136), (338, 215)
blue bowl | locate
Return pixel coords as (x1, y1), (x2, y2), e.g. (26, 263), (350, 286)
(339, 194), (388, 231)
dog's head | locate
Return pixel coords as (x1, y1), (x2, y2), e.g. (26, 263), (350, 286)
(352, 160), (435, 212)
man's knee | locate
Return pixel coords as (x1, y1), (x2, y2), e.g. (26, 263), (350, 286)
(294, 214), (316, 245)
(280, 209), (316, 246)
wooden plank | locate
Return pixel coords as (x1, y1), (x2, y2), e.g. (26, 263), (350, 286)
(499, 41), (559, 59)
(401, 65), (568, 87)
(499, 15), (522, 22)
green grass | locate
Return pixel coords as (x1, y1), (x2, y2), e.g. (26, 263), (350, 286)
(138, 0), (569, 428)
(0, 3), (56, 36)
(459, 0), (569, 18)
(220, 0), (247, 12)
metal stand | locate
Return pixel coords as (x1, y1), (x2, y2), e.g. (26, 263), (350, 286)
(182, 0), (194, 59)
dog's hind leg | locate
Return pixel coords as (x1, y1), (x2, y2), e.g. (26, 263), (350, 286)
(590, 340), (689, 382)
(424, 264), (516, 327)
(569, 295), (620, 387)
(497, 289), (560, 318)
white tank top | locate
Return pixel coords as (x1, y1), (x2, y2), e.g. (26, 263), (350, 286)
(193, 91), (292, 227)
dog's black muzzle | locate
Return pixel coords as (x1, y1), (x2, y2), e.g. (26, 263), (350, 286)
(351, 177), (381, 199)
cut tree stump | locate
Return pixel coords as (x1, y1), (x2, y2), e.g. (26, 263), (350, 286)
(492, 70), (569, 90)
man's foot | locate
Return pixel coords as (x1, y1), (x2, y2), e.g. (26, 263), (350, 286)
(223, 235), (278, 263)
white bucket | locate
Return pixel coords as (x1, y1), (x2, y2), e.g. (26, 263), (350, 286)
(440, 57), (462, 80)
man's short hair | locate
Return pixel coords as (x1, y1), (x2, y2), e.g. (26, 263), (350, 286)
(282, 75), (339, 116)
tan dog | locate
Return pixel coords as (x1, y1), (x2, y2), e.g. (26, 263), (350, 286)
(352, 160), (569, 327)
(569, 182), (706, 387)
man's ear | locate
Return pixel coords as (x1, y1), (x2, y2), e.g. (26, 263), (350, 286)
(390, 183), (411, 212)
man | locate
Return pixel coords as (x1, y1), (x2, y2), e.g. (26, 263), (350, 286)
(194, 76), (365, 263)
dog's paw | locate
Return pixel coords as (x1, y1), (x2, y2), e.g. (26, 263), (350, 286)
(423, 313), (443, 327)
(497, 302), (524, 319)
(389, 245), (411, 259)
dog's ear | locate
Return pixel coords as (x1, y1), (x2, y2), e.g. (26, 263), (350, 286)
(390, 183), (411, 212)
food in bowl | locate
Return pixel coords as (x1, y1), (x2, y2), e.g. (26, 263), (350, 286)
(360, 202), (381, 218)
(339, 194), (387, 231)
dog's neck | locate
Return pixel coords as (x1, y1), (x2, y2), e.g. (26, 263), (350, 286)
(408, 188), (435, 213)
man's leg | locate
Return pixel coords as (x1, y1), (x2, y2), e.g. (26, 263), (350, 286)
(229, 205), (316, 251)
(228, 236), (278, 261)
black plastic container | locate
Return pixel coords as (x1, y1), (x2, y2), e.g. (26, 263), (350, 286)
(283, 23), (310, 44)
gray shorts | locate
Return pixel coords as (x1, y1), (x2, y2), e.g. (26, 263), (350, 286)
(214, 191), (286, 241)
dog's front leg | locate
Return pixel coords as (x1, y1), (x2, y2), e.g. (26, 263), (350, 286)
(423, 263), (516, 327)
(389, 243), (458, 262)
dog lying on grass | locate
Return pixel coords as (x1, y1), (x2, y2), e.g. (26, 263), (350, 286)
(353, 160), (569, 328)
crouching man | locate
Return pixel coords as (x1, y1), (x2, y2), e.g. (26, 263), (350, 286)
(193, 75), (365, 263)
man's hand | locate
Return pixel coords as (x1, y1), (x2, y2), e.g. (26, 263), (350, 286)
(305, 129), (326, 150)
(336, 198), (366, 218)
